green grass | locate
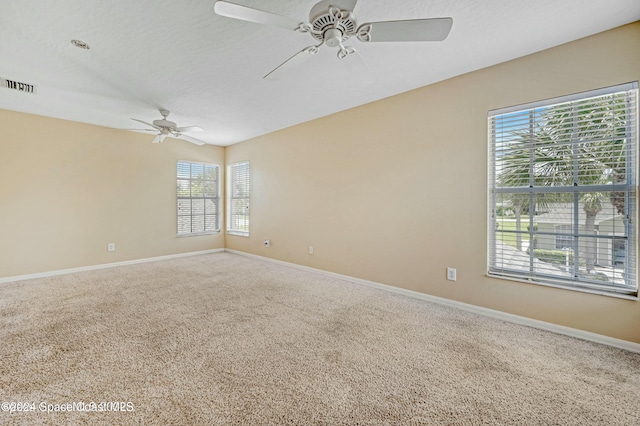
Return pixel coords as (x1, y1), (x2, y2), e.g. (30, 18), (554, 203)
(495, 219), (529, 248)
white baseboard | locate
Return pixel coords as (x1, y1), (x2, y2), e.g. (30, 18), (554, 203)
(225, 249), (640, 354)
(0, 248), (225, 285)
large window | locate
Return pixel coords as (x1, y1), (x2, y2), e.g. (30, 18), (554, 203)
(488, 83), (638, 296)
(226, 161), (250, 236)
(177, 161), (220, 236)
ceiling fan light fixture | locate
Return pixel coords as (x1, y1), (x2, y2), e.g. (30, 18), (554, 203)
(324, 28), (343, 47)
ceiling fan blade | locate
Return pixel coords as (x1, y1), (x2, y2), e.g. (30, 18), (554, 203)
(357, 18), (453, 43)
(131, 118), (161, 130)
(177, 134), (207, 146)
(214, 1), (303, 31)
(175, 126), (203, 133)
(264, 45), (320, 80)
(152, 134), (167, 144)
(332, 0), (358, 12)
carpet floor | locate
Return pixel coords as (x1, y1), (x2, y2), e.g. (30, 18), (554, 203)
(1, 252), (639, 425)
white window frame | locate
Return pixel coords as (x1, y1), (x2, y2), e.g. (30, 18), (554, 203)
(176, 161), (220, 236)
(488, 82), (638, 297)
(226, 161), (250, 237)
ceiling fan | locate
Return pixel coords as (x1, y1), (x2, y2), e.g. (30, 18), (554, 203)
(130, 109), (207, 145)
(214, 0), (453, 80)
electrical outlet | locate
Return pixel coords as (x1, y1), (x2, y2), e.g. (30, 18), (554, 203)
(446, 267), (456, 281)
(107, 243), (115, 252)
(264, 239), (270, 248)
(308, 246), (314, 255)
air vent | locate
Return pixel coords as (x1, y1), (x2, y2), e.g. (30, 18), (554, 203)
(1, 77), (37, 94)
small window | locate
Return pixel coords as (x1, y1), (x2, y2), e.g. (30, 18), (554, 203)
(555, 225), (574, 250)
(488, 83), (638, 296)
(177, 161), (220, 236)
(226, 161), (250, 236)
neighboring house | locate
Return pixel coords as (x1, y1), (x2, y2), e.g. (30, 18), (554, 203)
(533, 203), (627, 267)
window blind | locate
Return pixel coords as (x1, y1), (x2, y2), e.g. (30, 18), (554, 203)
(488, 82), (638, 296)
(177, 161), (220, 235)
(227, 161), (250, 236)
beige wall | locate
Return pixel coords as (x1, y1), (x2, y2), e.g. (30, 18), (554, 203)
(0, 111), (224, 277)
(1, 23), (638, 343)
(226, 22), (640, 343)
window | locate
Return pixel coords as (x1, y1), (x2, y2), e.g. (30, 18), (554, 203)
(177, 161), (220, 236)
(488, 83), (638, 296)
(555, 225), (574, 250)
(226, 161), (250, 236)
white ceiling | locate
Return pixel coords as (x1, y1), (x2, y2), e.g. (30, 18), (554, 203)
(1, 0), (639, 146)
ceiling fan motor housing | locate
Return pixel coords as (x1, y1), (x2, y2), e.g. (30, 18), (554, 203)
(151, 109), (176, 130)
(152, 119), (177, 130)
(309, 0), (356, 43)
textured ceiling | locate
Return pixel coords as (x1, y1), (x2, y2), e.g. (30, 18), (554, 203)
(1, 0), (639, 146)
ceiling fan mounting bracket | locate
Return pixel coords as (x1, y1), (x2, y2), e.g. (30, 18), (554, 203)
(295, 22), (315, 34)
(304, 44), (321, 55)
(337, 44), (356, 59)
(356, 24), (372, 42)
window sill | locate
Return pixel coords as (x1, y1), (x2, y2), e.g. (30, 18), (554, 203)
(226, 231), (249, 237)
(176, 231), (220, 238)
(487, 273), (639, 301)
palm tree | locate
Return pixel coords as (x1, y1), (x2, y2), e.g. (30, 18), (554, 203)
(497, 147), (530, 251)
(581, 192), (604, 271)
(497, 109), (568, 252)
(497, 92), (630, 272)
